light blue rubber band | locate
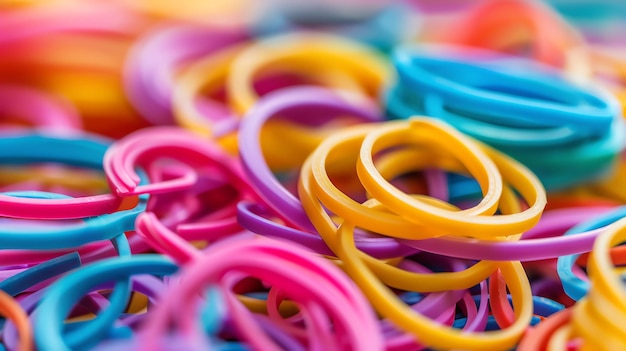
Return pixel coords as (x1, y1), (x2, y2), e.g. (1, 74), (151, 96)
(0, 133), (111, 169)
(392, 47), (617, 135)
(557, 206), (626, 301)
(35, 255), (178, 351)
(0, 191), (145, 249)
(0, 252), (81, 297)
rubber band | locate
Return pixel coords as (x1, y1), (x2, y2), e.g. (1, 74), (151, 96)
(0, 191), (143, 249)
(518, 308), (573, 351)
(34, 254), (178, 351)
(570, 217), (626, 348)
(300, 153), (499, 293)
(325, 216), (532, 350)
(226, 32), (392, 114)
(0, 290), (32, 351)
(0, 133), (138, 219)
(0, 252), (81, 296)
(172, 43), (247, 141)
(166, 236), (381, 350)
(557, 206), (626, 300)
(356, 117), (546, 237)
(0, 84), (81, 131)
(104, 126), (254, 198)
(386, 45), (625, 189)
(392, 47), (616, 134)
(239, 86), (381, 230)
(402, 206), (614, 261)
(125, 24), (245, 125)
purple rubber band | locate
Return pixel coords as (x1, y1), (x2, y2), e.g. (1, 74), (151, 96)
(401, 206), (616, 261)
(237, 201), (418, 258)
(124, 25), (246, 125)
(239, 86), (382, 231)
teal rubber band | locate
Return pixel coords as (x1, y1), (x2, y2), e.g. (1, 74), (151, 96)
(35, 255), (178, 351)
(0, 191), (145, 249)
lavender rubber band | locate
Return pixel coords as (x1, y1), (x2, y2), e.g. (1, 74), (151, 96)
(237, 201), (417, 258)
(125, 25), (245, 125)
(239, 86), (381, 231)
(401, 206), (615, 261)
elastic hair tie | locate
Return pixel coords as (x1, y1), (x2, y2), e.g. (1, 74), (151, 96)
(0, 133), (138, 219)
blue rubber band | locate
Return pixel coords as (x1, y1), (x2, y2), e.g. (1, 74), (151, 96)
(0, 191), (144, 249)
(391, 47), (617, 135)
(35, 254), (178, 351)
(557, 206), (626, 301)
(0, 252), (81, 297)
(0, 133), (111, 169)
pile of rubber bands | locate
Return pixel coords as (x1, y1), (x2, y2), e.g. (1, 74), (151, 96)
(1, 0), (626, 350)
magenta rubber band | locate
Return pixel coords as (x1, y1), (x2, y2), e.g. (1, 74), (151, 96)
(0, 85), (82, 131)
(0, 2), (144, 47)
(139, 235), (382, 351)
(104, 126), (256, 199)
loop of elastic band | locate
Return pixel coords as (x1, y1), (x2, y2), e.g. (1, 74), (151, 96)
(34, 254), (178, 351)
(356, 117), (546, 237)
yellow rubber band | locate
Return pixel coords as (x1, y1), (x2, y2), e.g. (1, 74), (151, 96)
(300, 154), (500, 292)
(226, 32), (392, 114)
(357, 117), (546, 237)
(336, 216), (532, 350)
